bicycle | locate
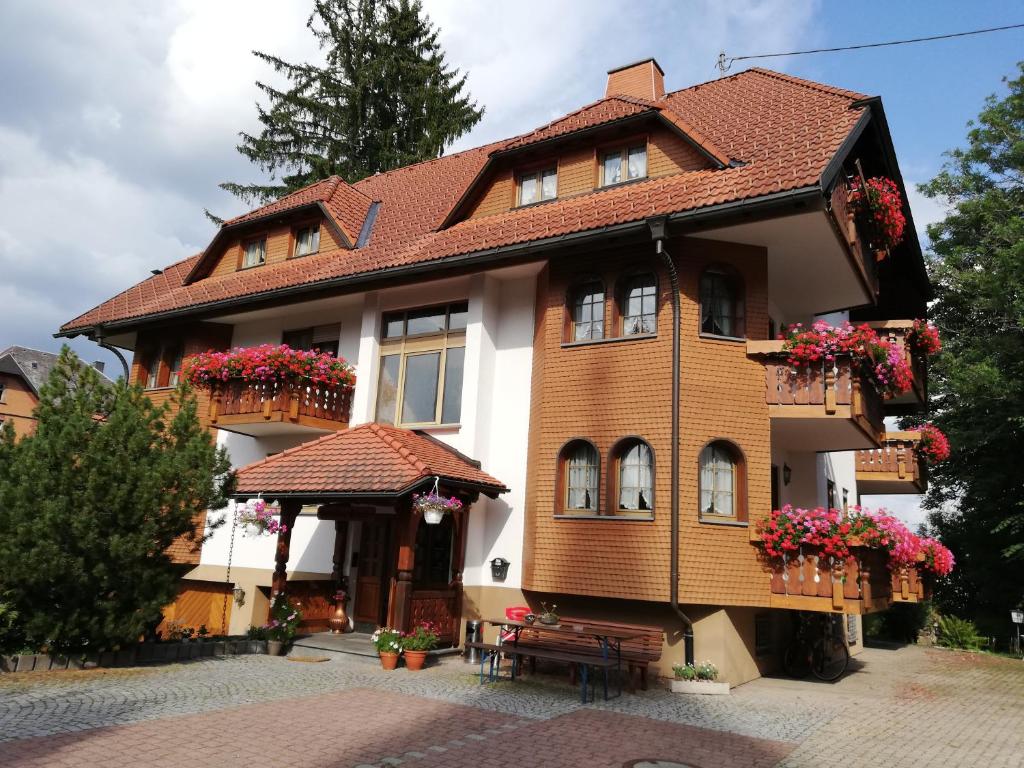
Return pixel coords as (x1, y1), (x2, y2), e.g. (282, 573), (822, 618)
(782, 612), (850, 682)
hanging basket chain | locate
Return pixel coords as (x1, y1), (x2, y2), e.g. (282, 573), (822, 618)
(221, 502), (240, 635)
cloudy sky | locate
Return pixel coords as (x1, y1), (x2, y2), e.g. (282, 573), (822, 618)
(1, 0), (1021, 523)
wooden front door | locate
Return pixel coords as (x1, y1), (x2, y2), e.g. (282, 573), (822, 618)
(353, 519), (390, 626)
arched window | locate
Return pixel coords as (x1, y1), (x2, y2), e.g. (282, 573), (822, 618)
(699, 441), (746, 521)
(614, 439), (654, 516)
(558, 440), (600, 514)
(699, 268), (744, 338)
(570, 281), (605, 341)
(620, 273), (657, 336)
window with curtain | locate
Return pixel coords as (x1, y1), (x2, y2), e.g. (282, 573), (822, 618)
(600, 145), (647, 188)
(293, 223), (320, 257)
(241, 236), (266, 269)
(616, 439), (653, 516)
(570, 282), (605, 341)
(620, 274), (657, 335)
(559, 441), (599, 514)
(167, 346), (184, 387)
(374, 302), (467, 427)
(700, 442), (741, 519)
(699, 268), (744, 338)
(518, 168), (557, 206)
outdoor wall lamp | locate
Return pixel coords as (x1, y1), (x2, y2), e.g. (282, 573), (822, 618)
(490, 557), (510, 582)
(232, 586), (246, 607)
(783, 464), (792, 486)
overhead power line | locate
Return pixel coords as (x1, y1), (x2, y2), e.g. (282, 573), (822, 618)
(717, 22), (1024, 74)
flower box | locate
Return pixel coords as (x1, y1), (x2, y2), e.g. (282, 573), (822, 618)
(670, 679), (730, 695)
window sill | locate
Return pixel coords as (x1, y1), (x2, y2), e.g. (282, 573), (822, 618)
(554, 513), (654, 522)
(699, 517), (749, 527)
(597, 175), (649, 192)
(561, 333), (656, 349)
(699, 333), (746, 344)
(237, 262), (265, 272)
(143, 386), (175, 393)
(401, 422), (462, 433)
(514, 197), (558, 211)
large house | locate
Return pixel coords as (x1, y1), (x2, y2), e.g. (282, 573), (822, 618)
(60, 60), (932, 684)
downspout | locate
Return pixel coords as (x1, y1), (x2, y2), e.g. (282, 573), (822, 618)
(648, 216), (695, 666)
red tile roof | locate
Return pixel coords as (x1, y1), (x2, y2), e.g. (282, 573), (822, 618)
(234, 422), (508, 497)
(62, 68), (869, 333)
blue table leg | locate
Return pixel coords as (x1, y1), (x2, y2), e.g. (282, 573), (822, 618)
(580, 663), (589, 704)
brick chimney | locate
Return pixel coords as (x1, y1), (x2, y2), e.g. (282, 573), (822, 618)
(605, 58), (665, 101)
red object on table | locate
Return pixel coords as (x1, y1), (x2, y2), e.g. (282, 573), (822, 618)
(505, 606), (530, 622)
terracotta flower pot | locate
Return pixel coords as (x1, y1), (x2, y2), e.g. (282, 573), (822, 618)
(267, 640), (284, 657)
(379, 651), (399, 671)
(403, 650), (428, 671)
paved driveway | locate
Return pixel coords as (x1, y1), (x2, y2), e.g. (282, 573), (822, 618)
(1, 645), (1021, 767)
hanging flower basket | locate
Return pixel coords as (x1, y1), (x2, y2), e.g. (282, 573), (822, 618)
(912, 423), (951, 464)
(780, 320), (913, 398)
(236, 498), (288, 536)
(181, 344), (355, 391)
(848, 176), (906, 257)
(413, 487), (463, 525)
(906, 319), (942, 355)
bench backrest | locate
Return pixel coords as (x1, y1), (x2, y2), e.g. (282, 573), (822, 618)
(517, 617), (663, 661)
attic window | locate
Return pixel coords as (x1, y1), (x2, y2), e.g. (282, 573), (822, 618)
(241, 236), (267, 268)
(293, 224), (320, 257)
(600, 145), (647, 187)
(517, 168), (557, 206)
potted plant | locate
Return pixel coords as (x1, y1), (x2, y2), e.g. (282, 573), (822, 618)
(401, 622), (440, 670)
(671, 660), (729, 695)
(265, 594), (302, 656)
(371, 627), (403, 670)
(847, 175), (906, 260)
(538, 602), (559, 626)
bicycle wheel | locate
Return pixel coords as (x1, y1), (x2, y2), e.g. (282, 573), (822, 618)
(783, 643), (811, 679)
(811, 636), (849, 681)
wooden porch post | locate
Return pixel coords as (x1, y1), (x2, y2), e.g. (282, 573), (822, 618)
(390, 498), (418, 633)
(271, 500), (301, 597)
(331, 519), (348, 585)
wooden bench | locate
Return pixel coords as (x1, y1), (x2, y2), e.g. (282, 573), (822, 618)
(465, 641), (617, 703)
(512, 618), (663, 690)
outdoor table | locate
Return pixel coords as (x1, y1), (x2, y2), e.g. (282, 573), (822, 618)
(483, 618), (641, 700)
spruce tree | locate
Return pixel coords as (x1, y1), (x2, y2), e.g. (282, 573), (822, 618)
(221, 0), (483, 205)
(0, 349), (233, 652)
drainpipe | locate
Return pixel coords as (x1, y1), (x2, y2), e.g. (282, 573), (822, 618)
(648, 216), (695, 666)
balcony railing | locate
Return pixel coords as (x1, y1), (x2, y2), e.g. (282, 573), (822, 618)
(890, 561), (931, 604)
(207, 379), (352, 436)
(753, 539), (893, 614)
(856, 431), (927, 494)
(829, 179), (879, 298)
(748, 341), (884, 450)
(867, 321), (927, 413)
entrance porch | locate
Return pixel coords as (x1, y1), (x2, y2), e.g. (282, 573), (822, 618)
(232, 422), (508, 645)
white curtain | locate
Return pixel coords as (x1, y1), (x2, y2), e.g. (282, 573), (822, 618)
(619, 442), (652, 510)
(700, 444), (734, 516)
(567, 443), (598, 510)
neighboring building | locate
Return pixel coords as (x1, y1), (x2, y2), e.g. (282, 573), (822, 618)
(59, 61), (932, 684)
(0, 346), (111, 438)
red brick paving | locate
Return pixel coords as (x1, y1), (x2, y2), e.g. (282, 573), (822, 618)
(2, 688), (793, 768)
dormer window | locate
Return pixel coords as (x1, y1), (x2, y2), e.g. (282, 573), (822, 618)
(600, 145), (647, 187)
(517, 168), (557, 206)
(293, 223), (320, 257)
(241, 236), (266, 268)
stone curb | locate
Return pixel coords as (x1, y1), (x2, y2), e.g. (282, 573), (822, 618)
(1, 639), (269, 673)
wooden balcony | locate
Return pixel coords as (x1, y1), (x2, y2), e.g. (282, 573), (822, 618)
(829, 179), (879, 300)
(867, 321), (928, 414)
(748, 341), (884, 451)
(749, 532), (893, 614)
(856, 431), (927, 494)
(207, 379), (352, 436)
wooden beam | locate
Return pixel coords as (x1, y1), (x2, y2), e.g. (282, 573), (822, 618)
(271, 501), (301, 597)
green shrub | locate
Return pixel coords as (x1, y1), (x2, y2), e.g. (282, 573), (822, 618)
(936, 615), (986, 650)
(672, 663), (697, 681)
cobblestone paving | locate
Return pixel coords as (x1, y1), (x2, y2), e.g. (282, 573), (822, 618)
(0, 645), (1021, 767)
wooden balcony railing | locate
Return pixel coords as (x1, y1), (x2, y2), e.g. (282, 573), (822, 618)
(829, 179), (879, 298)
(867, 321), (928, 410)
(856, 431), (927, 494)
(890, 561), (931, 604)
(748, 341), (884, 448)
(755, 541), (893, 614)
(207, 379), (352, 434)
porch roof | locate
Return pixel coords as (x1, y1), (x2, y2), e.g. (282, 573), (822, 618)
(233, 422), (508, 500)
